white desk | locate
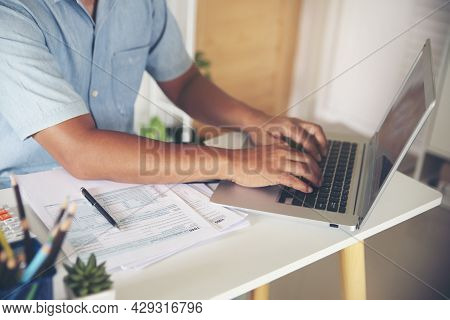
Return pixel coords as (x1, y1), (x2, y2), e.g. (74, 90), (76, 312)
(0, 169), (441, 300)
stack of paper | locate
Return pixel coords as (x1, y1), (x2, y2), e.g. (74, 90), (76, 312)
(16, 168), (248, 272)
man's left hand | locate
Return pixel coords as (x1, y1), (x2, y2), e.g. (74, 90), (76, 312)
(247, 115), (328, 162)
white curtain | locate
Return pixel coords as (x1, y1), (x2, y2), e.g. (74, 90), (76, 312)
(289, 0), (450, 136)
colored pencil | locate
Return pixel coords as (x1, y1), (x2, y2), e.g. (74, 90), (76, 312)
(25, 283), (39, 300)
(0, 229), (14, 260)
(20, 213), (63, 284)
(10, 175), (33, 264)
(0, 248), (18, 289)
(21, 242), (51, 283)
(38, 203), (77, 274)
(0, 250), (6, 285)
(53, 197), (68, 227)
(21, 202), (77, 283)
(16, 197), (70, 297)
(3, 256), (18, 289)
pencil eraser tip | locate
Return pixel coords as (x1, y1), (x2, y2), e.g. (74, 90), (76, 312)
(9, 175), (17, 186)
(68, 202), (77, 213)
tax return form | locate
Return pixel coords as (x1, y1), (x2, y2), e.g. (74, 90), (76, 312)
(16, 168), (248, 272)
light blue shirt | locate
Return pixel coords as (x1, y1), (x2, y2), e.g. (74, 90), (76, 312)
(0, 0), (192, 188)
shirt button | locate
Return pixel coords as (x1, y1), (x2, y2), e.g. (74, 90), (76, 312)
(91, 90), (99, 98)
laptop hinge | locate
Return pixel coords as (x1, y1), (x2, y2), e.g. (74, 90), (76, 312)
(352, 143), (366, 220)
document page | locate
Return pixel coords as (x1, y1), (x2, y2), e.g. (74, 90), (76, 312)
(170, 184), (246, 231)
(17, 169), (222, 272)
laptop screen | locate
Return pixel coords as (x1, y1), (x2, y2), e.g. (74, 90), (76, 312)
(368, 49), (428, 207)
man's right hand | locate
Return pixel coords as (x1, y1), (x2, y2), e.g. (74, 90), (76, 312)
(228, 144), (322, 193)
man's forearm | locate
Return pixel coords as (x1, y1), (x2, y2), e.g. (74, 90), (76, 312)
(35, 118), (232, 184)
(73, 131), (232, 184)
(175, 71), (269, 130)
(34, 112), (324, 192)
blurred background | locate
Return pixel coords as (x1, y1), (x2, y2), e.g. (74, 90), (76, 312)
(135, 0), (450, 299)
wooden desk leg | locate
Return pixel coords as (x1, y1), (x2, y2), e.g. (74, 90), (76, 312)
(339, 241), (367, 300)
(251, 284), (270, 300)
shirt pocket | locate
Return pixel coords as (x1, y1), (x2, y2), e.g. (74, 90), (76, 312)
(111, 44), (151, 115)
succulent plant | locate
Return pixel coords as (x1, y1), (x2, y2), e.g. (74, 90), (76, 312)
(63, 254), (112, 297)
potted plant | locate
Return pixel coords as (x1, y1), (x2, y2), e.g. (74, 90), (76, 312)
(140, 51), (212, 144)
(140, 116), (168, 141)
(195, 51), (211, 79)
(64, 254), (114, 300)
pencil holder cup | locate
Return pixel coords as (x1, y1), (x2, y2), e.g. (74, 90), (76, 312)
(0, 238), (56, 300)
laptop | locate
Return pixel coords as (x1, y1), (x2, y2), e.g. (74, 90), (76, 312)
(211, 40), (436, 231)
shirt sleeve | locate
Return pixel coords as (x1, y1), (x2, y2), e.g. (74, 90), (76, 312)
(146, 0), (193, 82)
(0, 5), (89, 141)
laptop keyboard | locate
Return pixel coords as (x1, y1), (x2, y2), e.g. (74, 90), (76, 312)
(278, 140), (357, 213)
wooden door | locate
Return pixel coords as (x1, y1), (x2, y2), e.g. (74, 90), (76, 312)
(196, 0), (301, 120)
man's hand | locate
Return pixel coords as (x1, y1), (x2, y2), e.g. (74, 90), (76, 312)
(228, 143), (322, 193)
(159, 65), (327, 162)
(159, 65), (328, 191)
(247, 115), (328, 162)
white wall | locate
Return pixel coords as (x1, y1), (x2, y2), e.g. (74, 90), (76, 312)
(429, 46), (450, 159)
(289, 0), (450, 137)
(133, 0), (197, 137)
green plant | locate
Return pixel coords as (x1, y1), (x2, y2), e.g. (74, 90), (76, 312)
(140, 116), (168, 141)
(139, 51), (212, 143)
(63, 254), (112, 297)
(195, 51), (211, 79)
